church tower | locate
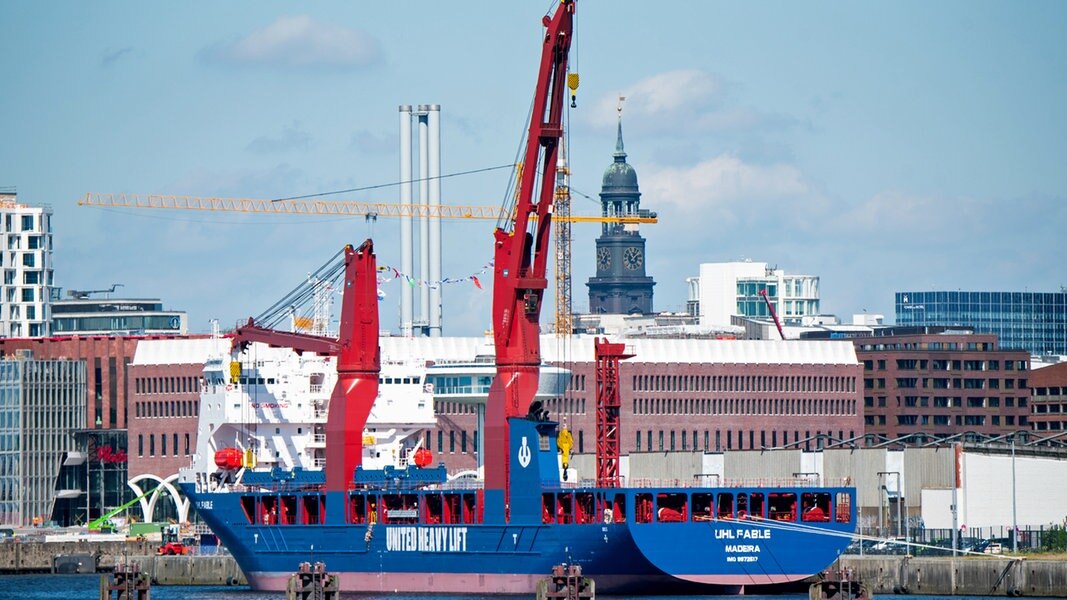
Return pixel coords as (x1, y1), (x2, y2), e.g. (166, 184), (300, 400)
(586, 113), (655, 315)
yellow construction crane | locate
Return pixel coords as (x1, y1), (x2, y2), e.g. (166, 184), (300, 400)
(79, 192), (656, 332)
(78, 193), (655, 225)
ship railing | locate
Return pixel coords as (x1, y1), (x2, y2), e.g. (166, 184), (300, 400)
(624, 476), (855, 489)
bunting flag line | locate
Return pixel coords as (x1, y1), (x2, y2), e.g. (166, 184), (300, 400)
(375, 260), (493, 292)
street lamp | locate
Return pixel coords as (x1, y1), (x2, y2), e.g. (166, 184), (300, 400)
(1011, 438), (1018, 553)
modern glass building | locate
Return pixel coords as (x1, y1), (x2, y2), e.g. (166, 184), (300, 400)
(896, 291), (1067, 356)
(51, 298), (187, 336)
(688, 261), (820, 326)
(0, 356), (86, 526)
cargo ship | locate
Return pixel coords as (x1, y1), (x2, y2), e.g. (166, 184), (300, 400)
(178, 1), (857, 593)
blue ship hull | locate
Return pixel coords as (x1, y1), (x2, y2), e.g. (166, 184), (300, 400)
(183, 418), (855, 594)
(182, 486), (853, 594)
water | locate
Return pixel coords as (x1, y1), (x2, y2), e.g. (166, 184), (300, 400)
(0, 574), (1059, 600)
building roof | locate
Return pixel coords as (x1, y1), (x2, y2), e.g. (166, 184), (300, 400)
(381, 335), (858, 366)
(132, 337), (228, 365)
(129, 333), (858, 368)
(601, 120), (639, 192)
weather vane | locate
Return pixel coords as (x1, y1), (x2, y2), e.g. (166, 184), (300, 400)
(617, 95), (626, 116)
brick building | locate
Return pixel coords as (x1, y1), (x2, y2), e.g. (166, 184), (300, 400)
(127, 337), (226, 489)
(0, 336), (139, 430)
(413, 336), (864, 472)
(850, 328), (1031, 440)
(1030, 361), (1067, 433)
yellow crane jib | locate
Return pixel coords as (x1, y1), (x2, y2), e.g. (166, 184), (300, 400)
(79, 192), (656, 224)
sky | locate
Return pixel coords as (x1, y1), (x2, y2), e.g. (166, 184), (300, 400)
(1, 1), (1065, 336)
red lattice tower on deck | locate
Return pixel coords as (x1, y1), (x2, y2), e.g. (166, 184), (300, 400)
(595, 337), (634, 487)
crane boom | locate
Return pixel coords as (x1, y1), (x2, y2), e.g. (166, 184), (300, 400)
(484, 0), (575, 522)
(232, 241), (380, 492)
(759, 288), (786, 340)
(79, 192), (656, 224)
(88, 485), (161, 530)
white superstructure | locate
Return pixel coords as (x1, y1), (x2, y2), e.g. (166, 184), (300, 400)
(183, 342), (435, 487)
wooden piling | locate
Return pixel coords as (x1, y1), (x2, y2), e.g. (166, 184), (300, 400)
(536, 564), (595, 600)
(99, 562), (151, 600)
(285, 561), (339, 600)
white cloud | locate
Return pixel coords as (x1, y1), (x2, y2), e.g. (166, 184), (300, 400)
(584, 69), (791, 137)
(642, 154), (811, 216)
(203, 15), (381, 70)
(588, 69), (723, 128)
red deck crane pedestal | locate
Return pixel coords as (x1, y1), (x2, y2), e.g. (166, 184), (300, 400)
(594, 338), (634, 488)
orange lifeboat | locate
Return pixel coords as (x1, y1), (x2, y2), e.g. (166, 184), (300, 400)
(413, 448), (433, 468)
(214, 447), (244, 470)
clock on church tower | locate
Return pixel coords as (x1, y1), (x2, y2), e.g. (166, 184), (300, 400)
(623, 246), (643, 270)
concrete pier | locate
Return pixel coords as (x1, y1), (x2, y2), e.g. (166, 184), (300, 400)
(837, 556), (1067, 597)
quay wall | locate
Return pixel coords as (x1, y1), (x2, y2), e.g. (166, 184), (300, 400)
(837, 556), (1067, 598)
(5, 540), (1067, 595)
(0, 541), (245, 585)
(0, 540), (155, 573)
(138, 554), (246, 586)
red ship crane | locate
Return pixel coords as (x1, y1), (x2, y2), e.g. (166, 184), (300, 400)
(232, 240), (380, 491)
(759, 288), (786, 340)
(594, 338), (634, 488)
(485, 0), (576, 520)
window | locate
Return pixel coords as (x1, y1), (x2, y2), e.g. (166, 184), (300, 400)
(21, 288), (33, 302)
(21, 253), (34, 267)
(20, 215), (33, 231)
(138, 434), (144, 457)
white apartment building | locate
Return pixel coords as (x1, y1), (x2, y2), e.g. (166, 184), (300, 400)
(0, 193), (53, 338)
(686, 260), (819, 327)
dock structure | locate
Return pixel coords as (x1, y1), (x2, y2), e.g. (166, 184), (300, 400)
(285, 561), (339, 600)
(537, 564), (595, 600)
(99, 562), (151, 600)
(810, 567), (872, 600)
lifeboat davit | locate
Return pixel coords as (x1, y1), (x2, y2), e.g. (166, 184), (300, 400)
(214, 447), (244, 470)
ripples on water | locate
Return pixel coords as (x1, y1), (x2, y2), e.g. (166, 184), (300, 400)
(0, 574), (1057, 600)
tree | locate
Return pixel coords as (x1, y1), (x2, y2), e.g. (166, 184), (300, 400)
(1041, 523), (1067, 552)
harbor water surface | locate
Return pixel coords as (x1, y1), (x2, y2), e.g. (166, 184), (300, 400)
(0, 573), (1060, 600)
